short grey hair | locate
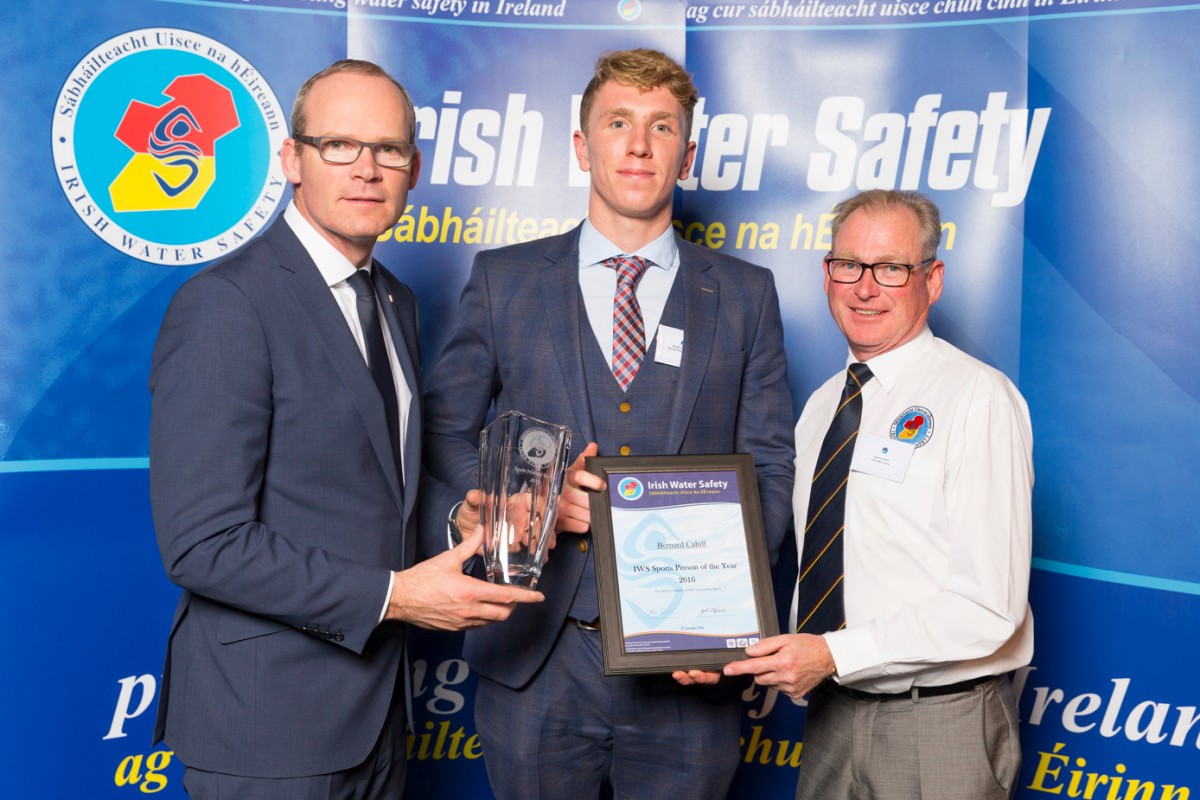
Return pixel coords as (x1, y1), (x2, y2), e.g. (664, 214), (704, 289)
(291, 59), (416, 142)
(830, 190), (942, 261)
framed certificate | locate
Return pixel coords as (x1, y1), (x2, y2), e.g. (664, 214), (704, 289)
(585, 454), (779, 675)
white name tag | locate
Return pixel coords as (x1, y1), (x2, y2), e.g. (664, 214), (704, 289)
(851, 432), (914, 483)
(655, 325), (684, 367)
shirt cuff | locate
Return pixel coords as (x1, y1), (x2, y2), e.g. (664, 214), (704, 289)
(377, 571), (394, 626)
(823, 626), (880, 685)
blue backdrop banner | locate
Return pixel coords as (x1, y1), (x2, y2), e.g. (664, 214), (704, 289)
(3, 0), (1197, 797)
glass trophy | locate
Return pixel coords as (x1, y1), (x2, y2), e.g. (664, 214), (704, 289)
(478, 410), (572, 589)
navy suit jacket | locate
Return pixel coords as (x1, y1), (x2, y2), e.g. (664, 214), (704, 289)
(149, 219), (422, 777)
(423, 224), (795, 690)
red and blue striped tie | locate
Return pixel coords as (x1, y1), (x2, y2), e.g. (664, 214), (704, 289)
(606, 255), (650, 391)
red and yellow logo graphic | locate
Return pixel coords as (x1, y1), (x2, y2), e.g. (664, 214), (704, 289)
(889, 406), (934, 448)
(109, 74), (240, 212)
(53, 28), (287, 266)
(898, 414), (924, 440)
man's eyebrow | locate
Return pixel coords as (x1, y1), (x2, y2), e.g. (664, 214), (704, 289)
(600, 108), (679, 122)
(830, 252), (912, 262)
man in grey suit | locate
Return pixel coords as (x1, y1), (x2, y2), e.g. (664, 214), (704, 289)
(424, 49), (795, 799)
(149, 59), (540, 798)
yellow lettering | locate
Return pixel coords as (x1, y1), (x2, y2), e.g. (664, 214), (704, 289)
(114, 754), (143, 788)
(1028, 741), (1068, 793)
(141, 750), (173, 794)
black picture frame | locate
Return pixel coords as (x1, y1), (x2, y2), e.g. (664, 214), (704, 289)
(585, 453), (780, 675)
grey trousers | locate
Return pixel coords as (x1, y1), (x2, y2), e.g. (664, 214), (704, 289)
(796, 677), (1021, 800)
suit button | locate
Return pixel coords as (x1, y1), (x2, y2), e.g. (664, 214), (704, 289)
(334, 632), (344, 642)
(620, 402), (631, 413)
(619, 445), (631, 456)
(578, 539), (589, 553)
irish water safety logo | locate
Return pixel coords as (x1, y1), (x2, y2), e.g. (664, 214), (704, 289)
(890, 406), (934, 448)
(617, 0), (642, 21)
(616, 477), (644, 501)
(52, 29), (288, 266)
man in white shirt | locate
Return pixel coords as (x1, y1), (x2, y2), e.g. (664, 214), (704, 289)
(149, 59), (540, 799)
(724, 189), (1034, 799)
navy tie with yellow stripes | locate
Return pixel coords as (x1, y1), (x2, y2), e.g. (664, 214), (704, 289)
(796, 362), (873, 634)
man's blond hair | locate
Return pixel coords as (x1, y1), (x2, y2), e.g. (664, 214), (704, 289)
(579, 49), (699, 141)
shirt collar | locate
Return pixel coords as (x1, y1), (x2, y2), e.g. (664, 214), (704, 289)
(578, 219), (679, 271)
(284, 202), (364, 287)
(847, 326), (934, 394)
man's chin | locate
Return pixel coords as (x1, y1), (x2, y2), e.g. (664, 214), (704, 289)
(340, 218), (397, 243)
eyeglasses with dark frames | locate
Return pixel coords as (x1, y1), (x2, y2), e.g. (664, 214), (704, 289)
(823, 256), (936, 288)
(294, 135), (418, 169)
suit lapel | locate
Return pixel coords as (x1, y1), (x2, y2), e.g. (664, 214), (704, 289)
(666, 241), (719, 452)
(539, 227), (597, 444)
(268, 223), (406, 515)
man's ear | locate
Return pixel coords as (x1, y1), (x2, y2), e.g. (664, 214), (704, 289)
(281, 138), (302, 186)
(407, 149), (421, 190)
(573, 129), (591, 174)
(678, 139), (698, 181)
(925, 259), (945, 306)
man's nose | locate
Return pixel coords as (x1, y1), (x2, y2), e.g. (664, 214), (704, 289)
(627, 126), (651, 156)
(349, 144), (382, 177)
(855, 269), (883, 297)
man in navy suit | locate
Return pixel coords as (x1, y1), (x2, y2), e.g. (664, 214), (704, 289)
(149, 60), (541, 799)
(424, 49), (795, 799)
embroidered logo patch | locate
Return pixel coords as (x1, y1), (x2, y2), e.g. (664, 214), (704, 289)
(890, 406), (934, 448)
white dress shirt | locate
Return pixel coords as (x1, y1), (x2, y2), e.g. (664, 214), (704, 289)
(578, 221), (680, 363)
(793, 327), (1034, 693)
(284, 203), (411, 622)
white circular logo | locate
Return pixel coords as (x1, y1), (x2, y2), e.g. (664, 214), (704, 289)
(519, 428), (557, 468)
(617, 0), (642, 21)
(52, 29), (288, 266)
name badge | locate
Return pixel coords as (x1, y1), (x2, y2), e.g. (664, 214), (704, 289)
(851, 432), (914, 483)
(655, 325), (684, 367)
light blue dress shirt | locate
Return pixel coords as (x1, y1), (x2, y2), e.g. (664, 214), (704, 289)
(577, 220), (681, 366)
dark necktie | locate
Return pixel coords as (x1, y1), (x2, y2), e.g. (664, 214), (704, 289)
(605, 255), (650, 391)
(796, 362), (874, 634)
(347, 269), (403, 484)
